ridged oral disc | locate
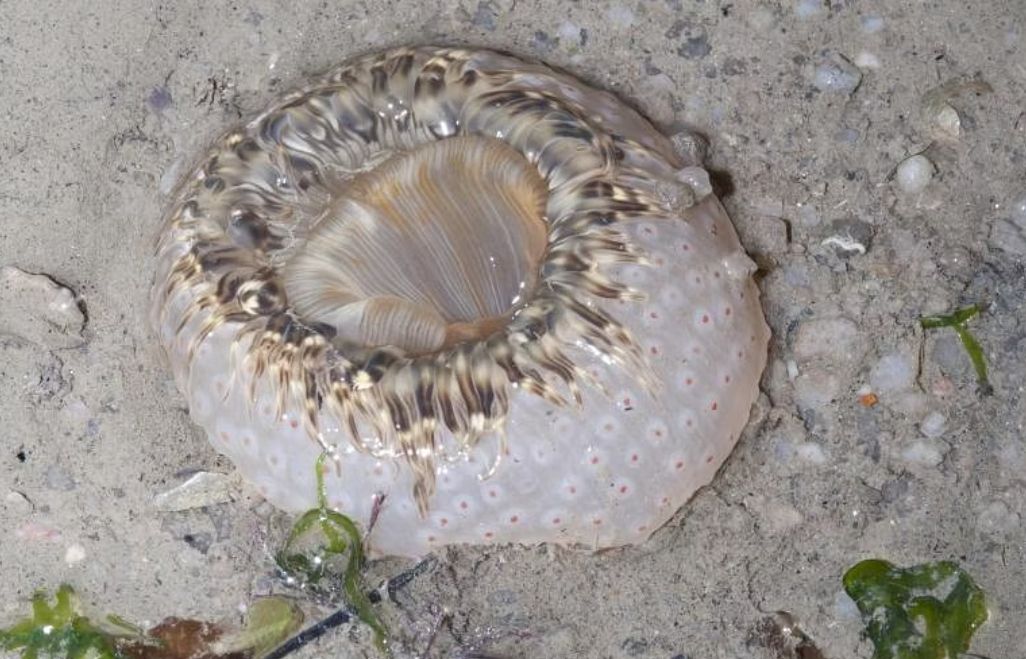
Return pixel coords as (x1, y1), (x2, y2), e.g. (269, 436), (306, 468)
(284, 136), (548, 355)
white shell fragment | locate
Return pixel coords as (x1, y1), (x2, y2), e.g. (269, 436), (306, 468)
(0, 266), (85, 348)
(152, 471), (242, 512)
(151, 47), (770, 557)
(895, 155), (935, 194)
(934, 103), (961, 139)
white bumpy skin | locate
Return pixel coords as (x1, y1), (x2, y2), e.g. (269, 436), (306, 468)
(152, 47), (770, 558)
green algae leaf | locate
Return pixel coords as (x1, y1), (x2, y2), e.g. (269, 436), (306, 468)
(274, 453), (389, 653)
(843, 559), (988, 659)
(210, 597), (303, 659)
(920, 304), (991, 393)
(0, 585), (120, 659)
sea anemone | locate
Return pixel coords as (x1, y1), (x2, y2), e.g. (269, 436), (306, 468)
(151, 46), (769, 557)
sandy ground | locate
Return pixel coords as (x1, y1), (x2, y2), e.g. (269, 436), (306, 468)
(2, 1), (1025, 657)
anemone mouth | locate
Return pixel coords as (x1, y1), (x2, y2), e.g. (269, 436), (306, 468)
(152, 46), (733, 518)
(283, 136), (549, 356)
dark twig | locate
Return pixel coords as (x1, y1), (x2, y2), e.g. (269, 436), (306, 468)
(263, 606), (353, 659)
(269, 557), (435, 658)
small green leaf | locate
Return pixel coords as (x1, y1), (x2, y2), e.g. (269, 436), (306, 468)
(0, 585), (121, 659)
(843, 559), (988, 659)
(212, 596), (303, 658)
(919, 304), (990, 393)
(274, 453), (390, 653)
(919, 305), (981, 329)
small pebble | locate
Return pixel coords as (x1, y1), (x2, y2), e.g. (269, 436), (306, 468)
(795, 0), (824, 19)
(835, 127), (861, 144)
(605, 4), (635, 28)
(860, 14), (885, 33)
(65, 543), (87, 566)
(854, 51), (881, 69)
(811, 52), (862, 94)
(988, 218), (1026, 256)
(793, 317), (859, 360)
(146, 86), (173, 113)
(794, 371), (840, 410)
(934, 104), (961, 138)
(45, 464), (77, 491)
(797, 203), (822, 226)
(902, 440), (944, 467)
(895, 155), (934, 194)
(977, 501), (1021, 537)
(678, 32), (711, 60)
(834, 590), (860, 619)
(796, 442), (828, 464)
(1010, 193), (1026, 223)
(556, 22), (583, 48)
(919, 411), (946, 438)
(869, 351), (916, 394)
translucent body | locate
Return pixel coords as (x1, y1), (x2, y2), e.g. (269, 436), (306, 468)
(152, 47), (769, 557)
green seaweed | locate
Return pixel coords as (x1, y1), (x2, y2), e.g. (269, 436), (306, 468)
(0, 585), (120, 659)
(0, 585), (302, 659)
(211, 597), (303, 658)
(919, 304), (990, 393)
(843, 559), (988, 659)
(275, 453), (389, 653)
